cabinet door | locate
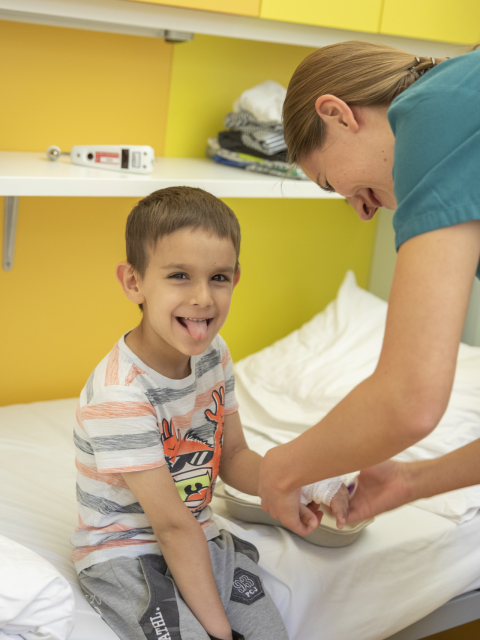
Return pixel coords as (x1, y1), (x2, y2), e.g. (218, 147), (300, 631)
(380, 0), (480, 44)
(260, 0), (383, 34)
(124, 0), (260, 18)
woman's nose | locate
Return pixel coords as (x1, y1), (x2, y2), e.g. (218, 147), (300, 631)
(347, 196), (377, 221)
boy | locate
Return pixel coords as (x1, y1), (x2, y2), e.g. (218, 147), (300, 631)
(72, 187), (347, 640)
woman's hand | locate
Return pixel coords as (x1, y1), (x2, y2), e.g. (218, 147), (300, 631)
(320, 483), (350, 529)
(348, 439), (480, 524)
(258, 448), (322, 536)
(346, 460), (413, 524)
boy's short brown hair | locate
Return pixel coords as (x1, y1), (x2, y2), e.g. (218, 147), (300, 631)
(126, 186), (241, 277)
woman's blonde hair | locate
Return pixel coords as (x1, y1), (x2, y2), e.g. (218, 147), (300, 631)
(283, 40), (452, 165)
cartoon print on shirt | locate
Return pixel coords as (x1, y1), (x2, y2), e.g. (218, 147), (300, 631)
(161, 387), (225, 513)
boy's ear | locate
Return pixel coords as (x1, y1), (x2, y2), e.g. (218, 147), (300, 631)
(233, 267), (241, 289)
(116, 262), (145, 305)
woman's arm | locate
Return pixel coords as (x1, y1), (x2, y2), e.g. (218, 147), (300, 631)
(258, 220), (480, 535)
(347, 437), (480, 523)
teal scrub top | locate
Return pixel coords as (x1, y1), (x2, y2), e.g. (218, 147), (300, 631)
(388, 48), (480, 278)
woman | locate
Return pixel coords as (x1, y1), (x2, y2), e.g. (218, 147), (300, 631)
(258, 41), (480, 536)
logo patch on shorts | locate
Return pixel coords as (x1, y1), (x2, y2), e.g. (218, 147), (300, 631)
(230, 568), (265, 605)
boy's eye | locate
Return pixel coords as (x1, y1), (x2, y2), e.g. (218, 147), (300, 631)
(169, 273), (188, 280)
(212, 274), (229, 282)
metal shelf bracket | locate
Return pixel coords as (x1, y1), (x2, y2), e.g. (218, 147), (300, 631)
(3, 196), (19, 271)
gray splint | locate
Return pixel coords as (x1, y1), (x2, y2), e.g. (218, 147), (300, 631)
(215, 483), (373, 548)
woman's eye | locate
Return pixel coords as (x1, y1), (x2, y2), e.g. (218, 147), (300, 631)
(212, 274), (228, 282)
(326, 180), (335, 193)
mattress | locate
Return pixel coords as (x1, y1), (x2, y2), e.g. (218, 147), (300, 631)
(1, 398), (480, 640)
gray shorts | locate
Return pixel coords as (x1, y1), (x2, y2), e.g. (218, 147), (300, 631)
(78, 529), (289, 640)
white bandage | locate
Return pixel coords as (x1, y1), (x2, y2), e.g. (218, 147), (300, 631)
(301, 476), (346, 507)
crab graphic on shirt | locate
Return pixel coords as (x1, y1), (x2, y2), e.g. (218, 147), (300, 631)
(161, 387), (225, 513)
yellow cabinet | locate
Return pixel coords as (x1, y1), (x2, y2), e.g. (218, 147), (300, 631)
(380, 0), (480, 44)
(124, 0), (261, 18)
(260, 0), (383, 34)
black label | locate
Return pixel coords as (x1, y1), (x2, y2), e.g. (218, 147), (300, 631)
(230, 568), (265, 605)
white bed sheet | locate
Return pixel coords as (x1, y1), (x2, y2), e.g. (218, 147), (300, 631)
(1, 398), (480, 640)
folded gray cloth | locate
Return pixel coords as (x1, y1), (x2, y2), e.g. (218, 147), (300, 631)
(225, 109), (283, 133)
(218, 131), (288, 162)
(207, 138), (307, 180)
(242, 133), (286, 155)
(224, 110), (287, 156)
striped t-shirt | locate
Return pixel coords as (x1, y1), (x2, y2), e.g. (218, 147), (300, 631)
(72, 333), (238, 573)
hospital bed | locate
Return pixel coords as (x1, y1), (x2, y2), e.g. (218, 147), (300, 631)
(2, 214), (480, 639)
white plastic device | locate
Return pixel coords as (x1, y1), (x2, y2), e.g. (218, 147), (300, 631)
(46, 145), (155, 174)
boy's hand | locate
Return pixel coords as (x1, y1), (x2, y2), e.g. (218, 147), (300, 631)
(318, 483), (350, 530)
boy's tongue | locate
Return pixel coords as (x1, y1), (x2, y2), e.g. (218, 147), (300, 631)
(183, 318), (208, 341)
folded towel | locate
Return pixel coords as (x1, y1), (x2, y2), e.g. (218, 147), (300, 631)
(233, 80), (287, 123)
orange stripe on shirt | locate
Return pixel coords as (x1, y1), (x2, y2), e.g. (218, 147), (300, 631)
(172, 383), (222, 430)
(72, 538), (152, 562)
(76, 514), (132, 533)
(193, 384), (223, 412)
(225, 405), (239, 416)
(105, 343), (120, 386)
(221, 348), (232, 370)
(99, 459), (166, 474)
(75, 459), (129, 489)
(75, 403), (86, 432)
(80, 401), (156, 421)
(125, 364), (147, 387)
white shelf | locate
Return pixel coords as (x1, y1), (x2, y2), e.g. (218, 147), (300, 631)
(0, 151), (340, 270)
(0, 152), (340, 199)
(0, 0), (462, 57)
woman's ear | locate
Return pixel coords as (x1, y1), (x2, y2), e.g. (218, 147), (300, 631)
(314, 94), (359, 134)
(116, 261), (145, 305)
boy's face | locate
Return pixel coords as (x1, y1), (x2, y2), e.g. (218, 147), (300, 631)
(137, 227), (239, 358)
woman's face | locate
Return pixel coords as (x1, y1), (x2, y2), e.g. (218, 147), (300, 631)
(299, 98), (397, 220)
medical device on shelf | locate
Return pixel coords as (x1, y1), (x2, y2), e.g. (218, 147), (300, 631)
(46, 145), (155, 174)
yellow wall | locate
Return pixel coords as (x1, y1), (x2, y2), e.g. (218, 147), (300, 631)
(0, 21), (378, 406)
(0, 21), (173, 153)
(221, 198), (376, 359)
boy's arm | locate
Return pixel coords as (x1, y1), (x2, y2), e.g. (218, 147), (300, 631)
(219, 411), (262, 496)
(220, 411), (341, 531)
(122, 465), (232, 640)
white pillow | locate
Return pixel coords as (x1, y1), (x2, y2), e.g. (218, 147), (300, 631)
(235, 271), (480, 523)
(0, 535), (75, 640)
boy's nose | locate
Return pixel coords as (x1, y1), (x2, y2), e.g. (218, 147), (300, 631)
(190, 281), (213, 307)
